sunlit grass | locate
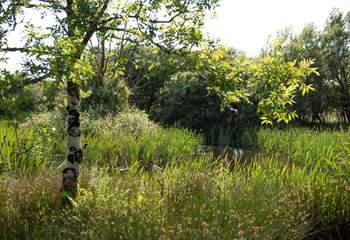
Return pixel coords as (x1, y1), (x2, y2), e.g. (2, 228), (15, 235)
(1, 119), (350, 239)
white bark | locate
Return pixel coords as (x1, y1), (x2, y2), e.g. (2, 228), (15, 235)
(61, 81), (81, 202)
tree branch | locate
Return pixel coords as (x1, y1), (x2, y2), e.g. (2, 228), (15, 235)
(149, 12), (183, 24)
(21, 73), (51, 86)
(0, 47), (28, 52)
(80, 0), (110, 49)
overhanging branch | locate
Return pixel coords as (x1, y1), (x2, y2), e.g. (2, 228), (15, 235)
(0, 47), (29, 52)
(21, 73), (51, 86)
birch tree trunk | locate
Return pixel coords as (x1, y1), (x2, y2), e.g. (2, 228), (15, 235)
(61, 80), (82, 204)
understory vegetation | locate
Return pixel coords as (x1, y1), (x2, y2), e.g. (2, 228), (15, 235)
(1, 113), (350, 239)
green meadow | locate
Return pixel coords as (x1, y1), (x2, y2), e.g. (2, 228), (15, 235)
(1, 115), (349, 240)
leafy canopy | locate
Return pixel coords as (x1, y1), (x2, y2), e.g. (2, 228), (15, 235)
(0, 0), (219, 82)
(204, 47), (318, 125)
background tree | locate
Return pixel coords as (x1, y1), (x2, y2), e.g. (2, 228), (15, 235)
(264, 10), (350, 126)
(277, 25), (329, 124)
(80, 36), (130, 116)
(287, 25), (329, 124)
(321, 9), (350, 123)
(205, 48), (317, 126)
(151, 47), (259, 148)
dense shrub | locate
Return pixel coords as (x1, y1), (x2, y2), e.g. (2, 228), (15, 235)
(81, 79), (130, 117)
(153, 71), (259, 148)
(83, 108), (159, 137)
(0, 84), (45, 119)
(20, 108), (158, 138)
(153, 72), (223, 130)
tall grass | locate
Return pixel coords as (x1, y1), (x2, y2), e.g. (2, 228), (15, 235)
(0, 113), (203, 174)
(84, 127), (203, 168)
(0, 163), (315, 240)
(0, 121), (62, 175)
(1, 117), (350, 239)
(258, 128), (350, 239)
(258, 128), (350, 180)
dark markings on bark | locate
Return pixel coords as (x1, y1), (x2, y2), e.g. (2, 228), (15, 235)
(67, 149), (83, 164)
(62, 167), (77, 181)
(67, 154), (75, 164)
(67, 128), (81, 137)
(69, 146), (77, 152)
(68, 115), (79, 125)
(67, 111), (80, 127)
(61, 167), (78, 205)
(67, 105), (80, 137)
(67, 106), (80, 118)
(75, 149), (83, 163)
(67, 82), (80, 99)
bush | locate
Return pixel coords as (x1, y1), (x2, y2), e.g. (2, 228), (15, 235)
(21, 110), (66, 135)
(81, 78), (130, 117)
(20, 108), (158, 139)
(83, 108), (158, 138)
(0, 84), (45, 119)
(153, 71), (259, 148)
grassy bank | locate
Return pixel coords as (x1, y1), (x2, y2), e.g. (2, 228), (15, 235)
(0, 117), (350, 239)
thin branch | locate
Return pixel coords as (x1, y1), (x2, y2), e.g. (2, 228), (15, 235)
(96, 27), (134, 32)
(0, 47), (29, 52)
(81, 0), (110, 48)
(21, 73), (51, 86)
(149, 12), (183, 24)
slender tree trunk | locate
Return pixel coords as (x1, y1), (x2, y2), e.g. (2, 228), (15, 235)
(61, 80), (82, 204)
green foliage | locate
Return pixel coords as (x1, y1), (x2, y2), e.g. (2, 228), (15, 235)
(0, 0), (220, 121)
(206, 48), (317, 125)
(0, 121), (61, 175)
(321, 9), (350, 123)
(0, 69), (66, 118)
(154, 71), (223, 130)
(0, 72), (41, 118)
(1, 5), (350, 239)
(0, 110), (203, 171)
(283, 25), (331, 124)
(258, 128), (350, 238)
(151, 46), (316, 146)
(258, 128), (350, 178)
(1, 0), (220, 80)
(81, 110), (203, 167)
(0, 168), (313, 240)
(253, 57), (317, 125)
(83, 108), (159, 137)
(264, 10), (350, 125)
(153, 70), (259, 148)
(81, 78), (130, 116)
(122, 46), (182, 111)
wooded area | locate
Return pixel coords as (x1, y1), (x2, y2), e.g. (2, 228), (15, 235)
(1, 0), (350, 239)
